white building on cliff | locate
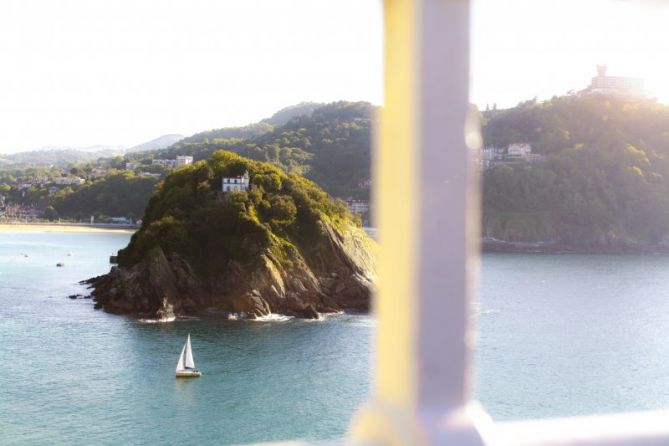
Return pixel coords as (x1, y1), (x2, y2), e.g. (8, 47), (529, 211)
(176, 156), (193, 168)
(507, 143), (532, 159)
(221, 171), (250, 193)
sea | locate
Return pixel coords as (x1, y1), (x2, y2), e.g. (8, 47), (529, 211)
(1, 230), (669, 445)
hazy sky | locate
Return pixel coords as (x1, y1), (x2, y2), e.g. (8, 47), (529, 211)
(1, 0), (668, 153)
(471, 0), (669, 109)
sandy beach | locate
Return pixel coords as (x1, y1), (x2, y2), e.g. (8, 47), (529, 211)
(0, 222), (136, 234)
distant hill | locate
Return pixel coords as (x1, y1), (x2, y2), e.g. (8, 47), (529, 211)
(0, 101), (375, 223)
(261, 102), (324, 126)
(145, 101), (375, 200)
(0, 134), (183, 168)
(128, 134), (184, 152)
(174, 123), (273, 146)
(0, 147), (124, 168)
(482, 94), (669, 248)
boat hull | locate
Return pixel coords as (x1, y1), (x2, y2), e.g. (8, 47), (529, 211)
(176, 370), (202, 378)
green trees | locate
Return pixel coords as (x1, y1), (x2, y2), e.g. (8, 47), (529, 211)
(118, 151), (354, 274)
(482, 95), (669, 246)
(52, 172), (158, 220)
(43, 206), (58, 221)
(143, 101), (375, 201)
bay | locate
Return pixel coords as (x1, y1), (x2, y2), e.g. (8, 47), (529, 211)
(3, 231), (669, 445)
(0, 230), (371, 445)
(477, 252), (669, 420)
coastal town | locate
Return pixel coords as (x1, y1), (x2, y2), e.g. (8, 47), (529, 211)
(0, 155), (194, 224)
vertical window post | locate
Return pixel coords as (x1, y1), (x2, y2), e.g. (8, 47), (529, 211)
(350, 0), (490, 443)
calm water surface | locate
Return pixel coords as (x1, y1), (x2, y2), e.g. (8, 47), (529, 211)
(477, 252), (669, 420)
(3, 231), (669, 445)
(0, 231), (370, 445)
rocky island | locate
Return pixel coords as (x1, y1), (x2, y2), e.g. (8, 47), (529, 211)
(86, 151), (376, 320)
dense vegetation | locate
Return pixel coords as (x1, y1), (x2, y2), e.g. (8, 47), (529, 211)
(0, 147), (123, 168)
(52, 172), (158, 221)
(483, 94), (669, 247)
(118, 151), (352, 276)
(10, 93), (669, 250)
(0, 102), (372, 221)
(148, 101), (374, 200)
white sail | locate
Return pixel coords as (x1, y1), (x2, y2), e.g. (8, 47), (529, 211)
(184, 334), (196, 369)
(176, 334), (201, 376)
(176, 343), (186, 372)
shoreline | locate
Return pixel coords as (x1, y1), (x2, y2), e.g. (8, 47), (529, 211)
(0, 221), (137, 233)
(482, 240), (669, 255)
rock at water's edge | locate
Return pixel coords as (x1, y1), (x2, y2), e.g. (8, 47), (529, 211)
(88, 222), (376, 320)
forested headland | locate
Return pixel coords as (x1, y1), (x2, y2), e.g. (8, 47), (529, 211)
(5, 94), (669, 252)
(0, 102), (373, 222)
(483, 94), (669, 250)
(89, 151), (376, 320)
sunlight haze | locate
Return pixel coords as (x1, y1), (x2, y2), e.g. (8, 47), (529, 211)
(0, 0), (383, 153)
(1, 0), (668, 153)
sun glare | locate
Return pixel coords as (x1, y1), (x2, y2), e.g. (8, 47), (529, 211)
(472, 0), (669, 107)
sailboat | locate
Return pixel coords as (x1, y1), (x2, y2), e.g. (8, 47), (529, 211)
(175, 334), (202, 377)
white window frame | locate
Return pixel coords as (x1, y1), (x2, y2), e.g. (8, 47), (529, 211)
(256, 0), (669, 444)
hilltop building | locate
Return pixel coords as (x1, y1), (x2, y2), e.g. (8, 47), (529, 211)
(478, 144), (544, 170)
(584, 65), (645, 98)
(52, 176), (85, 186)
(507, 143), (532, 159)
(221, 171), (250, 193)
(480, 146), (505, 170)
(347, 199), (370, 215)
(150, 156), (194, 169)
(176, 156), (193, 168)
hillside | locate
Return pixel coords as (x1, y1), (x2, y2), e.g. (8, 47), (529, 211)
(88, 151), (376, 320)
(52, 172), (159, 220)
(482, 94), (669, 249)
(0, 147), (124, 168)
(145, 101), (374, 200)
(127, 134), (184, 152)
(0, 102), (373, 222)
(261, 102), (323, 126)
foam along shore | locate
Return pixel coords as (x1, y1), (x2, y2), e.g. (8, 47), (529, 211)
(0, 222), (137, 234)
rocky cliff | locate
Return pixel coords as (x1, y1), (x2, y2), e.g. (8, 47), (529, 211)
(86, 151), (376, 320)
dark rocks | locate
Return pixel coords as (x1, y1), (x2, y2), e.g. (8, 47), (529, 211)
(292, 304), (320, 319)
(88, 222), (376, 320)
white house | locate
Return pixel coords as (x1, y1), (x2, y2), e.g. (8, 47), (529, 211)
(507, 143), (532, 159)
(221, 171), (250, 193)
(347, 199), (370, 215)
(125, 162), (141, 170)
(175, 156), (193, 168)
(52, 177), (85, 186)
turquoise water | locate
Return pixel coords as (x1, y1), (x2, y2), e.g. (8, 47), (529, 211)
(0, 231), (371, 445)
(477, 253), (669, 420)
(4, 232), (669, 445)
